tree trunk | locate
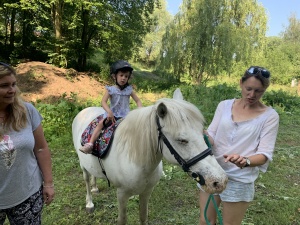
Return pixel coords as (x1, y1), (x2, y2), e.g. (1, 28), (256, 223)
(9, 8), (16, 54)
(52, 0), (63, 55)
(77, 7), (89, 71)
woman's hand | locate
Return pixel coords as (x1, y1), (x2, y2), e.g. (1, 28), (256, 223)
(224, 154), (247, 168)
(43, 184), (55, 206)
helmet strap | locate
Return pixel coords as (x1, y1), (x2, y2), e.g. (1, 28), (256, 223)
(116, 81), (128, 90)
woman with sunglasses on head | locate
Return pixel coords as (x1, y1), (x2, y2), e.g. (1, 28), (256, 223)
(199, 66), (279, 225)
(0, 62), (54, 225)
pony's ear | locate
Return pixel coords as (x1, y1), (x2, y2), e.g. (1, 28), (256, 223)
(157, 103), (168, 118)
(173, 88), (184, 100)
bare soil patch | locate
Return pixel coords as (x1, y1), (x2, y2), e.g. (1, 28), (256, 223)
(16, 61), (106, 103)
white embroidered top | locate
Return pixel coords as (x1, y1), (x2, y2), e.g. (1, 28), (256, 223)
(104, 85), (133, 118)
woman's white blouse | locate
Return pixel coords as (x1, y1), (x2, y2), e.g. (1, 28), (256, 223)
(207, 99), (279, 183)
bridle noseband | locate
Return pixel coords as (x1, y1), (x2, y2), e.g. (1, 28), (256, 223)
(156, 114), (213, 185)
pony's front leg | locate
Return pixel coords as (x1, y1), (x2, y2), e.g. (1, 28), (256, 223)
(82, 167), (94, 213)
(139, 188), (154, 225)
(116, 189), (130, 225)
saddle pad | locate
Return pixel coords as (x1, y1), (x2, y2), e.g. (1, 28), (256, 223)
(80, 115), (123, 158)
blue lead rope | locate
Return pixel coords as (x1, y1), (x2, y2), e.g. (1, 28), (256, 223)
(203, 134), (223, 225)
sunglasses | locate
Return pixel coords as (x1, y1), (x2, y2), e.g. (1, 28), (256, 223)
(246, 66), (270, 78)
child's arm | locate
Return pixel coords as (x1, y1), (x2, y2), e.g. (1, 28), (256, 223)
(101, 91), (114, 121)
(131, 91), (143, 108)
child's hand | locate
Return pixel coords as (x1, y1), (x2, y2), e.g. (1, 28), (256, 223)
(107, 112), (115, 123)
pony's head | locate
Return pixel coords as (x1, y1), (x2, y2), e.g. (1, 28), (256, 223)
(154, 98), (227, 193)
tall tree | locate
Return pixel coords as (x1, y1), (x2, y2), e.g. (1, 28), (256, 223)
(51, 0), (64, 65)
(159, 0), (267, 83)
(283, 13), (300, 43)
(0, 0), (52, 61)
(281, 14), (300, 82)
(60, 0), (158, 71)
(136, 0), (172, 66)
(0, 0), (158, 70)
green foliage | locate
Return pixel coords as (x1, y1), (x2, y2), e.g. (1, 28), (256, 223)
(0, 0), (158, 71)
(159, 0), (267, 83)
(178, 84), (240, 123)
(133, 69), (179, 93)
(263, 90), (300, 112)
(1, 0), (300, 87)
(34, 93), (89, 142)
(135, 0), (173, 66)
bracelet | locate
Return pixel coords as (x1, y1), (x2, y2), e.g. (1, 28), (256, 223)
(43, 183), (54, 188)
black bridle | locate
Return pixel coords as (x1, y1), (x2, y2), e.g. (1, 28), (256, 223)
(156, 115), (213, 185)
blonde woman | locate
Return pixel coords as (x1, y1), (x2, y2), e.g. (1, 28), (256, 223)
(0, 62), (54, 225)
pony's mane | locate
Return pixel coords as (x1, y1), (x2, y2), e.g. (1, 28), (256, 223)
(114, 98), (205, 165)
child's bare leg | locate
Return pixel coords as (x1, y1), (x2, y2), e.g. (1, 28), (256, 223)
(89, 121), (104, 144)
(79, 119), (104, 154)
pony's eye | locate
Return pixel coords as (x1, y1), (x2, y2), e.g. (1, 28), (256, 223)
(177, 139), (188, 145)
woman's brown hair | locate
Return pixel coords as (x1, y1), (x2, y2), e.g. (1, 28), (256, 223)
(241, 66), (271, 88)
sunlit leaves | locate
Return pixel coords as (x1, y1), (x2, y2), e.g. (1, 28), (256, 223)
(159, 0), (268, 84)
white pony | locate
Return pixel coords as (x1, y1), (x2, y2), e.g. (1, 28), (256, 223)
(72, 89), (227, 225)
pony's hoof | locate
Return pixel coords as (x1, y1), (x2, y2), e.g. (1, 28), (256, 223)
(91, 187), (99, 193)
(86, 207), (95, 213)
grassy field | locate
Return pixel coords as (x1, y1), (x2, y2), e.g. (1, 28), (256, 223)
(4, 73), (299, 225)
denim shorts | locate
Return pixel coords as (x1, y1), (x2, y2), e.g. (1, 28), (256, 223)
(198, 179), (254, 202)
(219, 179), (254, 202)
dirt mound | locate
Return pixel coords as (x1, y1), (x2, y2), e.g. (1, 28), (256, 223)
(16, 61), (106, 103)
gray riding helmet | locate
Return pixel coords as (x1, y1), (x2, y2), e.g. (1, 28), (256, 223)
(110, 60), (133, 75)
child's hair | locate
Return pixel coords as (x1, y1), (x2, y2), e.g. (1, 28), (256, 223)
(0, 62), (27, 131)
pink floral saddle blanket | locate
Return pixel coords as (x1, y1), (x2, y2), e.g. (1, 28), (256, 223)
(80, 115), (124, 158)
